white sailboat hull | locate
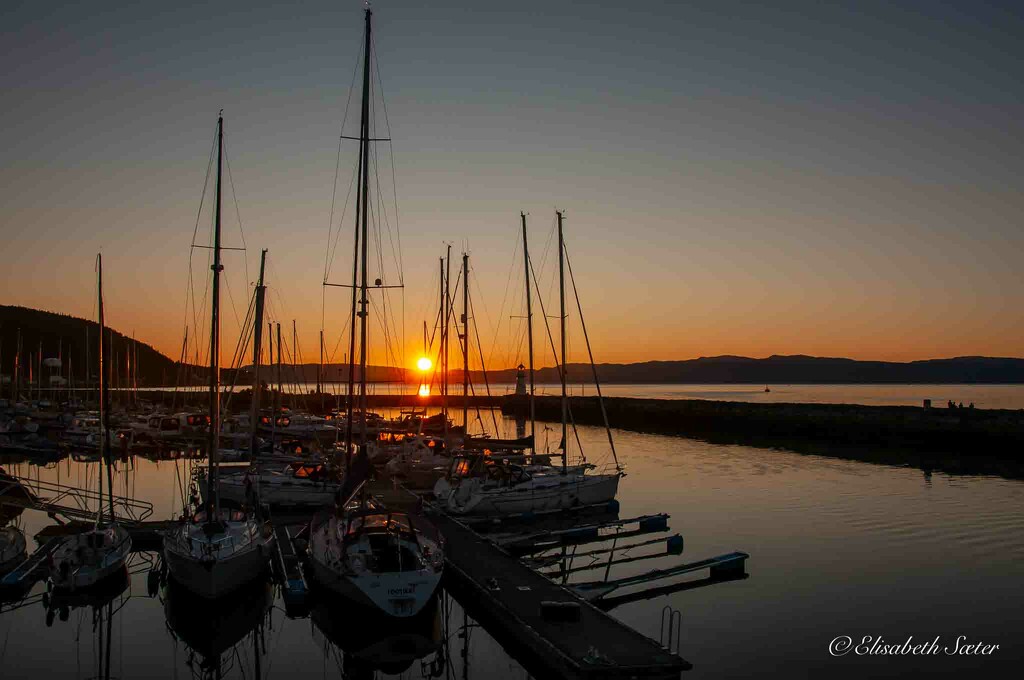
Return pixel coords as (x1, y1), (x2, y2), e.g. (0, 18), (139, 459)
(307, 512), (443, 618)
(445, 472), (621, 516)
(214, 472), (340, 509)
(307, 553), (441, 618)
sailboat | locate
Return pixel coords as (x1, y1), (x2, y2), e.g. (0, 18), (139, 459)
(435, 211), (623, 516)
(308, 5), (444, 619)
(48, 254), (132, 591)
(201, 250), (345, 509)
(162, 112), (274, 599)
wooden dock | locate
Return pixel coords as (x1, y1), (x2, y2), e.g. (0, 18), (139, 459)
(430, 509), (691, 678)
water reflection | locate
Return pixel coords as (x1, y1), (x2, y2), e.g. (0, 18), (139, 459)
(309, 586), (445, 679)
(162, 578), (273, 679)
(2, 414), (1024, 677)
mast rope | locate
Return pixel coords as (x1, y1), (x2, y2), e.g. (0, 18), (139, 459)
(565, 243), (619, 468)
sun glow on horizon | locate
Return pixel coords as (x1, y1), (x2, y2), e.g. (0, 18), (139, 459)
(416, 357), (432, 372)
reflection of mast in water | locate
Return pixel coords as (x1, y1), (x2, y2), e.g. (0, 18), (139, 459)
(42, 565), (129, 680)
(162, 578), (273, 680)
(309, 586), (446, 679)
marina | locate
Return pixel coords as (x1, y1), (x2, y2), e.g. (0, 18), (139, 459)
(3, 1), (1023, 677)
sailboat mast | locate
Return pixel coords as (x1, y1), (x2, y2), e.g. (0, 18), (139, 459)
(249, 249), (267, 460)
(206, 112), (225, 517)
(83, 325), (88, 404)
(13, 331), (20, 402)
(438, 257), (444, 416)
(276, 323), (282, 408)
(521, 212), (535, 453)
(357, 6), (373, 448)
(268, 322), (276, 444)
(342, 159), (361, 472)
(557, 210), (567, 473)
(97, 254), (114, 525)
(462, 251), (469, 431)
(443, 246), (452, 439)
(133, 336), (138, 402)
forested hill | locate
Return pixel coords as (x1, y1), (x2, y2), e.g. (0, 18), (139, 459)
(487, 355), (1024, 384)
(0, 305), (179, 386)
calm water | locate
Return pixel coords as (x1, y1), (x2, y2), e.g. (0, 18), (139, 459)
(157, 382), (1024, 410)
(2, 415), (1022, 678)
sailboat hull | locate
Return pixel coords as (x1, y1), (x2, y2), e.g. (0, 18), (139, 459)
(163, 521), (273, 599)
(214, 472), (340, 509)
(307, 551), (441, 618)
(307, 511), (443, 618)
(446, 472), (621, 516)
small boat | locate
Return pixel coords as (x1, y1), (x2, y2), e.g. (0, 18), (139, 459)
(129, 412), (210, 445)
(382, 435), (449, 486)
(49, 254), (132, 592)
(764, 385), (771, 393)
(435, 453), (620, 515)
(206, 460), (343, 509)
(433, 212), (623, 516)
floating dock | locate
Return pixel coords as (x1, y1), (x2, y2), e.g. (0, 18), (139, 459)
(430, 509), (691, 678)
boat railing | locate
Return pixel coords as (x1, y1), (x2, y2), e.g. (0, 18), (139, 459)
(1, 475), (154, 523)
(172, 522), (256, 559)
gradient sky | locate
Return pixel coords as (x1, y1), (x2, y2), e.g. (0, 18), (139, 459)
(2, 0), (1022, 368)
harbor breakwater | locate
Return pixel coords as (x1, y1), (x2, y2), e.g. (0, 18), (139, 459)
(501, 395), (1024, 478)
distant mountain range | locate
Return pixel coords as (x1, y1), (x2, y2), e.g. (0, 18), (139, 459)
(535, 355), (1024, 385)
(3, 305), (1023, 386)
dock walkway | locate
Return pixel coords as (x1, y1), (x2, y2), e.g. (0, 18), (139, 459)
(430, 509), (690, 679)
